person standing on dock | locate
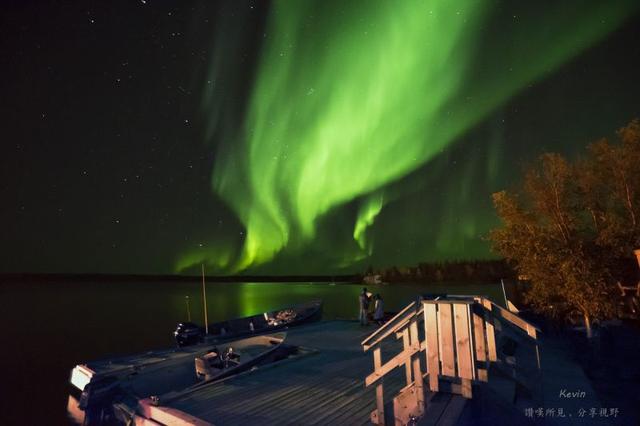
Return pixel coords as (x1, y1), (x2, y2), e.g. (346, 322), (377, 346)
(373, 294), (385, 326)
(359, 287), (371, 325)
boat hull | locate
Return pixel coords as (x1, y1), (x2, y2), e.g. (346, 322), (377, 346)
(175, 299), (322, 346)
(69, 333), (287, 424)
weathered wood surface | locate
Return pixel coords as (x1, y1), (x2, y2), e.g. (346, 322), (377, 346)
(156, 321), (414, 425)
(480, 299), (498, 362)
(438, 304), (456, 377)
(424, 303), (440, 393)
(373, 347), (385, 423)
(401, 328), (412, 385)
(363, 296), (546, 425)
(409, 320), (425, 412)
(154, 293), (547, 426)
(472, 312), (488, 382)
(155, 320), (483, 426)
(452, 304), (473, 398)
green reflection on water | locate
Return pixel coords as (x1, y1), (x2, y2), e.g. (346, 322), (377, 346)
(187, 281), (504, 323)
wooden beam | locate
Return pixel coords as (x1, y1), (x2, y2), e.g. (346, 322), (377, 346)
(472, 312), (488, 382)
(461, 379), (473, 399)
(423, 302), (440, 392)
(365, 344), (423, 387)
(423, 299), (474, 305)
(439, 304), (456, 377)
(373, 348), (385, 424)
(137, 399), (214, 426)
(362, 301), (417, 350)
(453, 304), (474, 381)
(410, 320), (425, 411)
(481, 299), (497, 362)
(453, 304), (474, 399)
(479, 297), (540, 338)
(401, 328), (412, 386)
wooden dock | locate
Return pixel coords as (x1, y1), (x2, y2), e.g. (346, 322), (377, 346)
(136, 320), (472, 425)
(122, 296), (607, 425)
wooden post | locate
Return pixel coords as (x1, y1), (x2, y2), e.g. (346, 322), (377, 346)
(424, 303), (440, 392)
(472, 312), (488, 381)
(202, 264), (209, 335)
(481, 299), (497, 362)
(185, 296), (191, 322)
(500, 279), (508, 309)
(373, 347), (385, 424)
(526, 323), (541, 371)
(409, 320), (425, 411)
(401, 329), (412, 386)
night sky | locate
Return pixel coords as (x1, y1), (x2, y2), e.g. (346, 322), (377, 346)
(2, 0), (640, 275)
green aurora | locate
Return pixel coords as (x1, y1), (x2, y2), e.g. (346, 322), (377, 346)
(177, 0), (638, 274)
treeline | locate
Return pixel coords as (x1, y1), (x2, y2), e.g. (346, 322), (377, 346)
(364, 259), (515, 283)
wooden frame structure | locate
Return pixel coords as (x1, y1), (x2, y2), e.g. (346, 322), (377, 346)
(361, 295), (541, 425)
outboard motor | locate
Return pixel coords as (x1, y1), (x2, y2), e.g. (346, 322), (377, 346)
(79, 376), (119, 424)
(79, 376), (119, 409)
(174, 322), (204, 347)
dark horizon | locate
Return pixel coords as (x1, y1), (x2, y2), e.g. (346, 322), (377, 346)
(0, 272), (359, 283)
(0, 258), (515, 287)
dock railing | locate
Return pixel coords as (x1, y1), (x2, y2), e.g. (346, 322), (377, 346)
(361, 295), (541, 425)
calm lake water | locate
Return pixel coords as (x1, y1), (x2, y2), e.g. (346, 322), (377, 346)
(0, 279), (502, 425)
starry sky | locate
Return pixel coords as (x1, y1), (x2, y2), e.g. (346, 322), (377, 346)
(2, 0), (640, 275)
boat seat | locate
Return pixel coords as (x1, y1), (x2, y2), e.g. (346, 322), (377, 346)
(195, 349), (242, 380)
(195, 355), (223, 380)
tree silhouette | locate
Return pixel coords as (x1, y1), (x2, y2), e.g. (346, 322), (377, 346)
(490, 120), (640, 338)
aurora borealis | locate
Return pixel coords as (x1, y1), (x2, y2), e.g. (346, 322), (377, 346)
(2, 0), (640, 275)
(180, 0), (639, 273)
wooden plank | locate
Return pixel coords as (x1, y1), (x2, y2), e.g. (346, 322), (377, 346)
(495, 306), (531, 334)
(401, 328), (412, 386)
(439, 304), (456, 377)
(373, 347), (385, 424)
(138, 399), (214, 426)
(460, 378), (472, 399)
(365, 343), (422, 386)
(424, 302), (440, 392)
(480, 297), (540, 338)
(423, 300), (474, 305)
(453, 304), (474, 381)
(481, 299), (497, 362)
(409, 320), (425, 412)
(392, 382), (423, 425)
(156, 321), (413, 425)
(362, 301), (417, 349)
(472, 312), (488, 382)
